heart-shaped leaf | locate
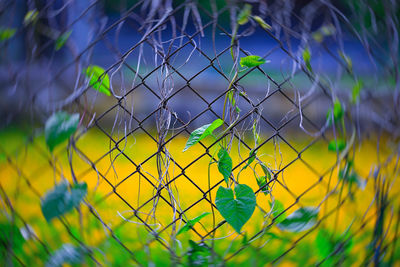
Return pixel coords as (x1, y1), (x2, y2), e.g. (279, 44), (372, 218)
(183, 119), (223, 152)
(215, 184), (256, 233)
(85, 65), (111, 96)
(240, 55), (266, 68)
(177, 212), (210, 236)
(41, 182), (87, 222)
(277, 207), (319, 232)
(45, 112), (79, 152)
(217, 148), (232, 186)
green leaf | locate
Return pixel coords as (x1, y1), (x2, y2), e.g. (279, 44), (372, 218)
(315, 228), (354, 263)
(339, 164), (366, 190)
(70, 182), (88, 206)
(45, 111), (79, 151)
(333, 99), (343, 121)
(0, 221), (24, 255)
(46, 244), (85, 267)
(41, 182), (87, 222)
(0, 153), (6, 162)
(0, 27), (16, 42)
(277, 207), (319, 232)
(244, 149), (256, 169)
(85, 65), (111, 96)
(227, 90), (236, 106)
(260, 163), (272, 179)
(215, 184), (256, 233)
(252, 16), (271, 30)
(55, 31), (72, 51)
(218, 148), (232, 186)
(328, 139), (346, 152)
(183, 119), (223, 152)
(187, 240), (211, 267)
(326, 100), (343, 125)
(252, 121), (261, 145)
(240, 55), (266, 68)
(177, 212), (210, 236)
(24, 10), (38, 26)
(315, 229), (333, 259)
(256, 176), (269, 195)
(237, 4), (252, 25)
(269, 200), (286, 223)
(351, 80), (363, 103)
(303, 47), (312, 73)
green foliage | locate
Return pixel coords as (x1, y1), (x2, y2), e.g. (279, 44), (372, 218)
(0, 27), (16, 42)
(243, 149), (256, 169)
(45, 112), (79, 151)
(0, 221), (24, 258)
(85, 65), (111, 96)
(240, 55), (266, 68)
(312, 24), (335, 43)
(183, 119), (223, 151)
(252, 16), (271, 30)
(277, 207), (319, 232)
(326, 99), (344, 125)
(333, 99), (344, 121)
(215, 184), (256, 233)
(237, 4), (252, 25)
(328, 139), (346, 152)
(314, 228), (354, 265)
(270, 200), (286, 223)
(55, 31), (72, 51)
(256, 175), (269, 195)
(352, 80), (363, 103)
(217, 148), (232, 186)
(46, 244), (85, 267)
(315, 228), (333, 259)
(177, 212), (210, 236)
(23, 10), (38, 26)
(260, 163), (271, 177)
(187, 240), (212, 267)
(41, 182), (87, 222)
(302, 47), (312, 73)
(339, 160), (366, 190)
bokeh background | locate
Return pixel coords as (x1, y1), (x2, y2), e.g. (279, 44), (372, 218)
(0, 0), (399, 266)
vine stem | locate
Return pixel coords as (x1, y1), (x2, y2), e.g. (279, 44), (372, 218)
(222, 71), (238, 147)
(207, 148), (218, 255)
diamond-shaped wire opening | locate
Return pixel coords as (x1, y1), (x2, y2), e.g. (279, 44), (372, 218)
(256, 88), (299, 129)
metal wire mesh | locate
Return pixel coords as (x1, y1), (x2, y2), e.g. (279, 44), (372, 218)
(0, 0), (399, 266)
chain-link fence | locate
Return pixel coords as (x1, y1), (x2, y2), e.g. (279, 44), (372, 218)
(0, 0), (399, 266)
